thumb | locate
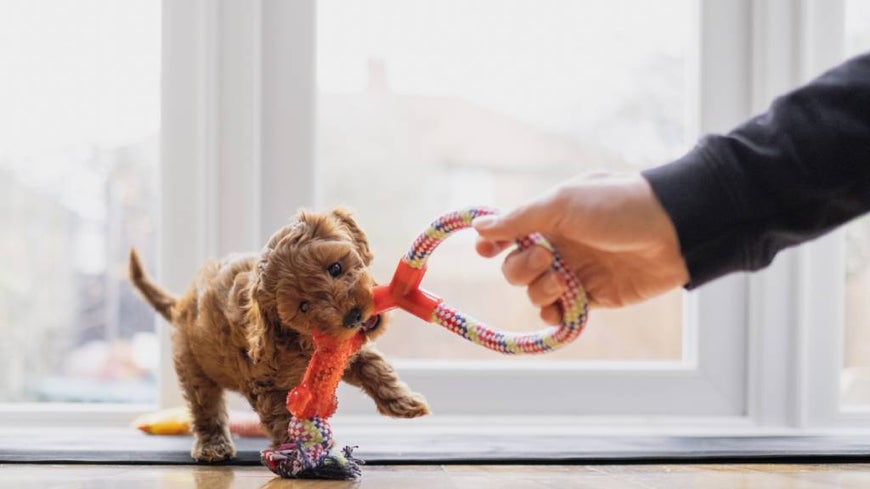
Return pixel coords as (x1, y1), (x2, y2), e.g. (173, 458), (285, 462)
(472, 201), (558, 241)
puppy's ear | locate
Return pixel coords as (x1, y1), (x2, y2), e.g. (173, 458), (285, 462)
(245, 217), (309, 362)
(243, 273), (269, 363)
(331, 207), (373, 265)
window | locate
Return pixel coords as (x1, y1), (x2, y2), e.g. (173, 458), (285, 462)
(316, 0), (694, 362)
(7, 0), (864, 431)
(0, 1), (160, 404)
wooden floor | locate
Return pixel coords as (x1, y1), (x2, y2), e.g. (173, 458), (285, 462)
(5, 464), (870, 488)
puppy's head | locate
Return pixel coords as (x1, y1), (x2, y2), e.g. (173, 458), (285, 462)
(247, 208), (385, 358)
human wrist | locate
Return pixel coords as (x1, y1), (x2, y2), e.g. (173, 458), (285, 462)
(641, 140), (746, 289)
(635, 175), (690, 288)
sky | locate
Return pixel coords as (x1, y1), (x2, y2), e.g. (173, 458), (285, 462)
(0, 0), (160, 170)
(317, 0), (697, 163)
(2, 0), (867, 196)
(0, 0), (698, 216)
(2, 0), (867, 167)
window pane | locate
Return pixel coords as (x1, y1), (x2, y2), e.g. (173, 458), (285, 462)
(841, 0), (870, 406)
(316, 0), (695, 361)
(0, 1), (160, 402)
(843, 215), (870, 405)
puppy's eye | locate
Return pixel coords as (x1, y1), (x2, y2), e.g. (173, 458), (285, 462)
(299, 301), (309, 313)
(327, 262), (343, 277)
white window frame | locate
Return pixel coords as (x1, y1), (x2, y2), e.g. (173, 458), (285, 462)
(1, 0), (859, 432)
(157, 0), (317, 409)
(744, 0), (852, 430)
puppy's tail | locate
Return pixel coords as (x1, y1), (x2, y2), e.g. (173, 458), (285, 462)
(129, 247), (177, 322)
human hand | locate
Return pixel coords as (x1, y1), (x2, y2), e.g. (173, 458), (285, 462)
(473, 172), (689, 324)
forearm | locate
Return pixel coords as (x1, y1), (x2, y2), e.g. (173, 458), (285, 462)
(644, 52), (870, 288)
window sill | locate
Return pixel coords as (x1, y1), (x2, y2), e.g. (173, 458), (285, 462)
(0, 403), (155, 429)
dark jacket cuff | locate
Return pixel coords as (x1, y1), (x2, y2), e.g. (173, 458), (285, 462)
(642, 139), (751, 289)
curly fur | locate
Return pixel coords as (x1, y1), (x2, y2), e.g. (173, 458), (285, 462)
(129, 208), (429, 462)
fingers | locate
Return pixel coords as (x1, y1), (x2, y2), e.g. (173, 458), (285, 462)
(502, 246), (553, 286)
(476, 238), (567, 326)
(472, 198), (560, 242)
(474, 236), (512, 258)
(527, 270), (566, 307)
(540, 304), (561, 325)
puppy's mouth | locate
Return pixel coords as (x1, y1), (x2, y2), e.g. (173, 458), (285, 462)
(360, 314), (382, 333)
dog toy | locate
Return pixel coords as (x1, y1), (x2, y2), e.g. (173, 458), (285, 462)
(372, 206), (589, 353)
(134, 407), (266, 437)
(261, 207), (588, 480)
(260, 329), (365, 480)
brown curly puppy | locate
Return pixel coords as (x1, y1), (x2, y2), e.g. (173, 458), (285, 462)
(129, 208), (429, 462)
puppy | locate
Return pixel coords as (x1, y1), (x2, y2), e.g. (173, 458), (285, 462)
(129, 208), (429, 462)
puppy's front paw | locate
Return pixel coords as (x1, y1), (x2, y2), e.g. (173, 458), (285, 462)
(191, 435), (237, 463)
(378, 391), (431, 418)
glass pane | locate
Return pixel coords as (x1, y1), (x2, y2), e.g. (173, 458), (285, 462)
(843, 215), (870, 405)
(316, 0), (695, 361)
(0, 1), (160, 402)
(840, 0), (870, 406)
(846, 0), (870, 57)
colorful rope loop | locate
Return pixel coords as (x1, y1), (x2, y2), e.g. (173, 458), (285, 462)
(374, 207), (589, 354)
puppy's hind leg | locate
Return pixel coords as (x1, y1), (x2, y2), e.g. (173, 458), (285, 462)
(175, 352), (236, 462)
(343, 346), (430, 418)
(249, 390), (293, 449)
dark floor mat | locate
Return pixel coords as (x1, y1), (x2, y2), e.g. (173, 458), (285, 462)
(3, 430), (870, 465)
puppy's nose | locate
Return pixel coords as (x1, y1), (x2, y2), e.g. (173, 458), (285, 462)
(343, 307), (363, 328)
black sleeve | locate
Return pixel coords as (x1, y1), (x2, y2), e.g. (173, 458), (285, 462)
(642, 52), (870, 289)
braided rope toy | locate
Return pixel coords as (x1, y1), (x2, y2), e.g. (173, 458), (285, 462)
(262, 207), (588, 480)
(372, 206), (589, 354)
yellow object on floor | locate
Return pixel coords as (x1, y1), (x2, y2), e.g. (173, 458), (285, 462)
(132, 407), (266, 437)
(133, 407), (190, 435)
